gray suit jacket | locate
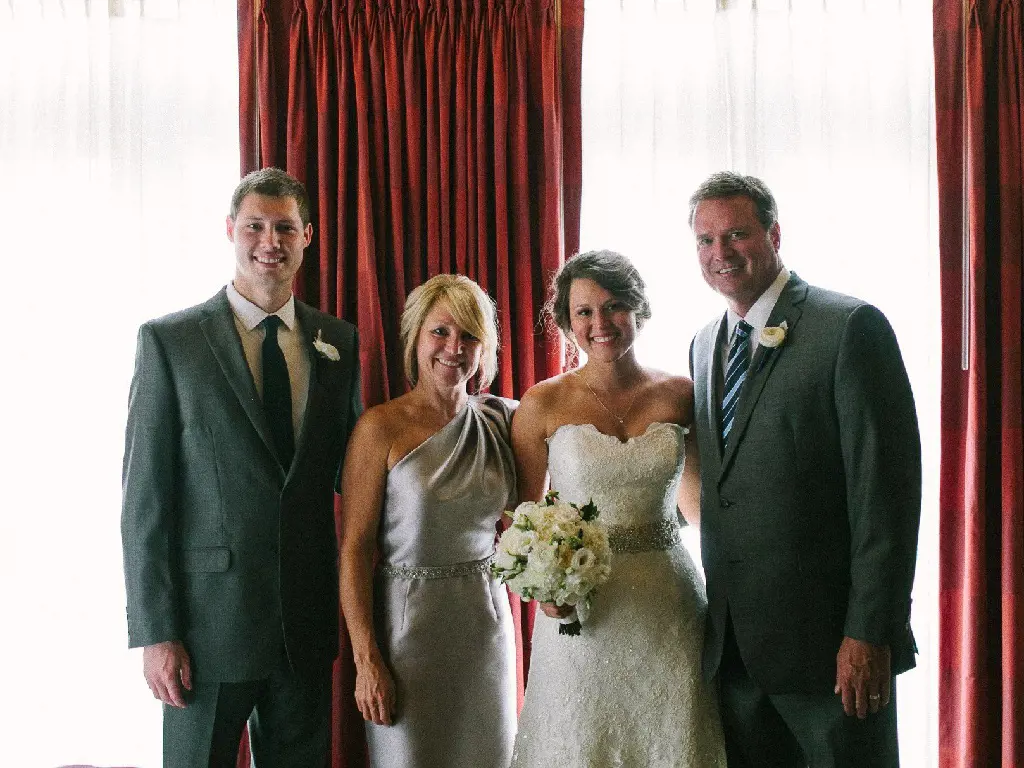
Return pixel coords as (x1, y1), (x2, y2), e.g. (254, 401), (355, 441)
(690, 274), (920, 693)
(121, 289), (362, 681)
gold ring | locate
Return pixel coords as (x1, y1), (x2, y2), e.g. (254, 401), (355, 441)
(869, 694), (881, 700)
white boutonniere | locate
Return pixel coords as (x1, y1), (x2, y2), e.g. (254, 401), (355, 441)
(759, 320), (788, 349)
(313, 330), (341, 361)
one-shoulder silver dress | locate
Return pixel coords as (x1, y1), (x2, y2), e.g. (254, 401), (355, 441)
(365, 395), (518, 768)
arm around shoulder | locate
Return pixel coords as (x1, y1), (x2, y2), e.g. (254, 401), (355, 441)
(667, 374), (700, 526)
(510, 383), (553, 505)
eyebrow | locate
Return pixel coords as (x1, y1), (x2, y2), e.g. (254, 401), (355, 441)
(241, 216), (297, 225)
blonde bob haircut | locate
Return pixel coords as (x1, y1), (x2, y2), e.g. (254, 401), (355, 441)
(400, 274), (499, 389)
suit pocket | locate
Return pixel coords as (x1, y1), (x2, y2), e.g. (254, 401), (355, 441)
(180, 547), (231, 573)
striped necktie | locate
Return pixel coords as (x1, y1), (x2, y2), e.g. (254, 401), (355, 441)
(721, 320), (752, 445)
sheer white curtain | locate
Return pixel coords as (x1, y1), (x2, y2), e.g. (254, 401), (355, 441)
(0, 1), (239, 765)
(579, 0), (938, 764)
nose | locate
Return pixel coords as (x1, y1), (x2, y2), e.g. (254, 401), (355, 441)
(259, 227), (281, 249)
(445, 334), (464, 355)
(709, 237), (730, 261)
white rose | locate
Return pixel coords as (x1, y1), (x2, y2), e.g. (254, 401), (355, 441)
(758, 320), (788, 349)
(501, 527), (536, 557)
(493, 548), (518, 572)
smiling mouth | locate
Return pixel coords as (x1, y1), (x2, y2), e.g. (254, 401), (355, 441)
(717, 266), (740, 275)
(255, 254), (284, 265)
(436, 358), (461, 368)
(591, 335), (616, 343)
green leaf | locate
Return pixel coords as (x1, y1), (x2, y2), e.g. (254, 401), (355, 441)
(579, 499), (600, 521)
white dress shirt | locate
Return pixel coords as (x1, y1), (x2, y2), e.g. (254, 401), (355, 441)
(720, 267), (791, 380)
(226, 282), (311, 442)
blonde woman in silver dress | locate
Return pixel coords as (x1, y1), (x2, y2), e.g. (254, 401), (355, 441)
(339, 274), (517, 768)
(510, 250), (726, 767)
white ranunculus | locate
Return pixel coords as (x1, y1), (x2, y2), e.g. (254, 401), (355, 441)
(570, 547), (594, 571)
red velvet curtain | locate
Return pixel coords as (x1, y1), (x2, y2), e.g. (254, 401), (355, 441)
(934, 1), (1024, 766)
(236, 0), (582, 764)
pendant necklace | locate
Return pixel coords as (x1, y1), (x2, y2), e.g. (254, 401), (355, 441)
(573, 370), (642, 426)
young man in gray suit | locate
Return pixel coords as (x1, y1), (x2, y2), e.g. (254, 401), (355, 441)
(121, 168), (362, 767)
(688, 172), (921, 767)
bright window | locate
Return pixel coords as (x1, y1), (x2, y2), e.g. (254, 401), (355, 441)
(1, 1), (239, 765)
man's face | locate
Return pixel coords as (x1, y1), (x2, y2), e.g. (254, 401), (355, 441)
(226, 193), (312, 301)
(692, 195), (783, 316)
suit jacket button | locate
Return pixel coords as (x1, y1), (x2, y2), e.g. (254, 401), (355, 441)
(720, 498), (732, 508)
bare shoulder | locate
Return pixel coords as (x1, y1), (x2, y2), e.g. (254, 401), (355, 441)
(513, 372), (576, 437)
(350, 397), (405, 447)
(518, 372), (575, 412)
(641, 368), (695, 426)
(646, 368), (695, 400)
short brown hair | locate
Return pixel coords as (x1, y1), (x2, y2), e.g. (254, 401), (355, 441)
(688, 171), (778, 231)
(229, 167), (311, 226)
(545, 249), (652, 336)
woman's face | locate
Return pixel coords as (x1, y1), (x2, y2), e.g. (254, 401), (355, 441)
(566, 277), (638, 363)
(415, 300), (484, 390)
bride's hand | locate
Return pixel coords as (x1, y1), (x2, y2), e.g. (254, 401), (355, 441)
(539, 601), (575, 619)
(354, 655), (397, 726)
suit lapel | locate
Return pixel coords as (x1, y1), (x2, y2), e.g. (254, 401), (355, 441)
(291, 300), (325, 474)
(704, 313), (727, 461)
(719, 275), (808, 479)
(200, 290), (280, 462)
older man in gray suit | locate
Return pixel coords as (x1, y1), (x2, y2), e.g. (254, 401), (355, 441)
(121, 168), (362, 767)
(688, 172), (921, 767)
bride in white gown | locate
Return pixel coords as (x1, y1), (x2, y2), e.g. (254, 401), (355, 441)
(510, 250), (726, 767)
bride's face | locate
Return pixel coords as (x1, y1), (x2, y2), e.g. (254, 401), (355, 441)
(567, 277), (638, 363)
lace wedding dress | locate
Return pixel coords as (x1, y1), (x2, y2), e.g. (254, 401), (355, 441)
(510, 422), (726, 767)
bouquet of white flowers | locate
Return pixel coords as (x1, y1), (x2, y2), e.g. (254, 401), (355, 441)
(491, 490), (612, 635)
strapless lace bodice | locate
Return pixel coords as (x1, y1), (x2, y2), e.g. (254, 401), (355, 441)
(547, 422), (687, 528)
(511, 421), (726, 768)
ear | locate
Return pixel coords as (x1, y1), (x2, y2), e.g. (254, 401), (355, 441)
(226, 215), (236, 242)
(303, 222), (313, 247)
(769, 221), (781, 251)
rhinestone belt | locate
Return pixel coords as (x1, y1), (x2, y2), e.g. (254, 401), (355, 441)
(607, 518), (680, 553)
(377, 553), (496, 581)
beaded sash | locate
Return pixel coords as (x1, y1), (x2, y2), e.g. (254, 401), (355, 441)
(607, 518), (680, 553)
(377, 553), (496, 581)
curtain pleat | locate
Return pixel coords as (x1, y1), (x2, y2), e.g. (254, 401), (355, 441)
(238, 0), (580, 761)
(934, 1), (1024, 766)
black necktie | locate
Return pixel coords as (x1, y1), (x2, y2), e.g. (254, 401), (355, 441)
(261, 315), (294, 467)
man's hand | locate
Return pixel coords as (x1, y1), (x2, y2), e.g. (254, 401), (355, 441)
(143, 640), (192, 708)
(834, 636), (891, 719)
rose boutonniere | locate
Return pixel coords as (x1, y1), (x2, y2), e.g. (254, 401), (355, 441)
(759, 320), (788, 349)
(313, 329), (341, 361)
